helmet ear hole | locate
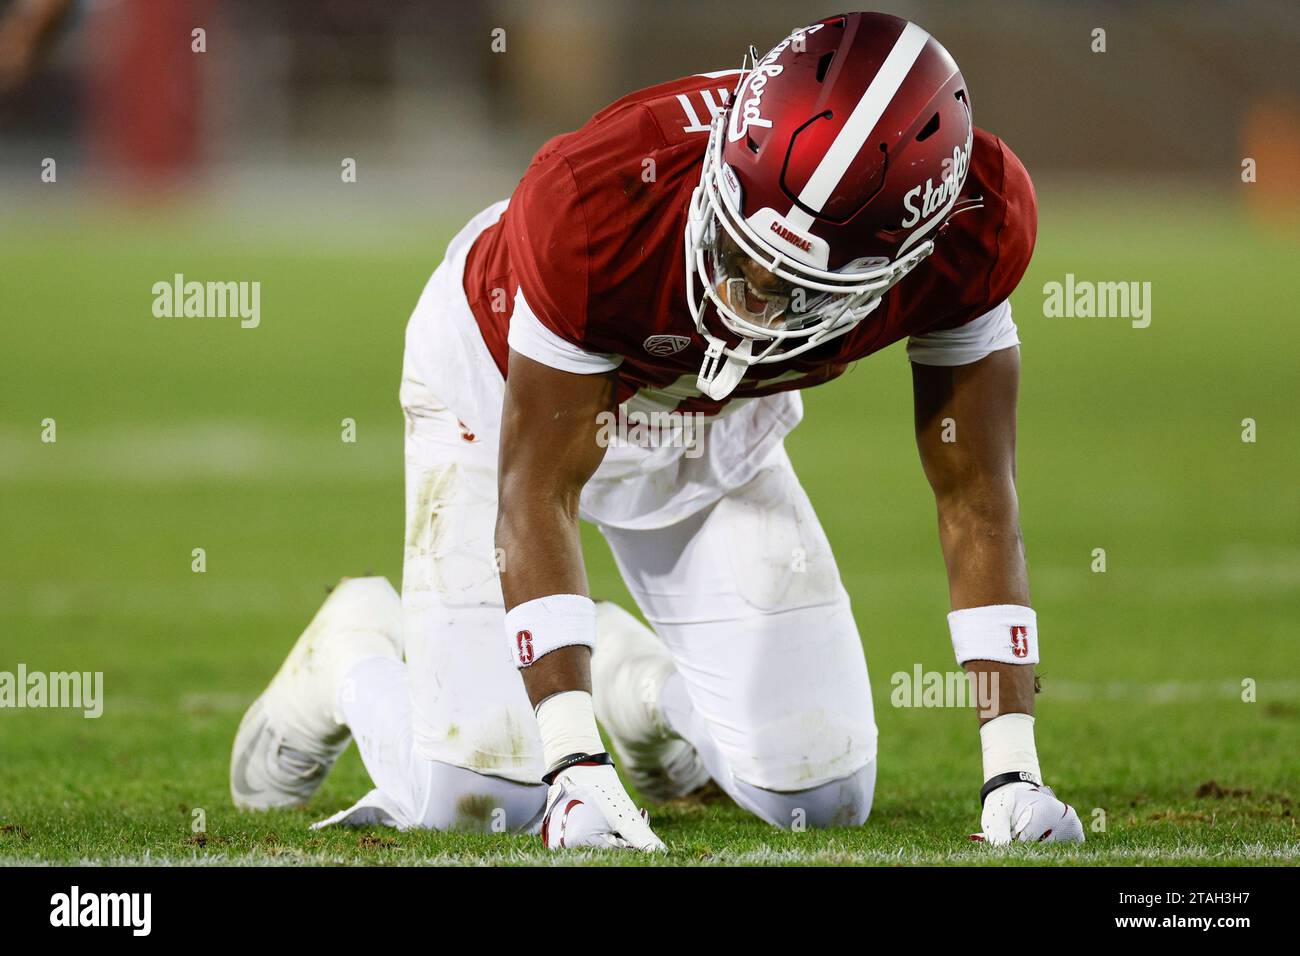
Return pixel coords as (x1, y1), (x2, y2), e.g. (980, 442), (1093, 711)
(815, 50), (835, 83)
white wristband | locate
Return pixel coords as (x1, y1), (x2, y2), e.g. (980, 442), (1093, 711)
(948, 604), (1038, 665)
(505, 593), (596, 668)
(980, 712), (1041, 784)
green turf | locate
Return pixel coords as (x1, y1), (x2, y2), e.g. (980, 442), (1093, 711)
(0, 195), (1296, 865)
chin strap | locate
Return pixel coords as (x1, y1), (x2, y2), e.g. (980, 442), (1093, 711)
(697, 337), (752, 400)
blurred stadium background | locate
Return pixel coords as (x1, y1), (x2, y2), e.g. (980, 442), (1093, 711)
(3, 0), (1299, 219)
(0, 0), (1297, 863)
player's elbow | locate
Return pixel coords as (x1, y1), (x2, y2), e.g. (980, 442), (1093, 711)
(494, 468), (584, 553)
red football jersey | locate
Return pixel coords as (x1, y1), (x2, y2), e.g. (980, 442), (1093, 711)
(462, 72), (1036, 415)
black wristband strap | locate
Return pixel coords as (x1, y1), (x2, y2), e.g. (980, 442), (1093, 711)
(542, 751), (615, 786)
(980, 770), (1040, 805)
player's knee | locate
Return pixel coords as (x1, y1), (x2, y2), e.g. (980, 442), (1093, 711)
(413, 760), (546, 833)
(730, 705), (876, 792)
(736, 761), (876, 830)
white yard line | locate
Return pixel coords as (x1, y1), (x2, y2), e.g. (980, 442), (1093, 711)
(1043, 679), (1300, 702)
(0, 423), (397, 483)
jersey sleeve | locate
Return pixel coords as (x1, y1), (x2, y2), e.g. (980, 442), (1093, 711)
(982, 137), (1037, 308)
(507, 289), (622, 374)
(502, 152), (592, 348)
(907, 299), (1019, 366)
(911, 134), (1038, 338)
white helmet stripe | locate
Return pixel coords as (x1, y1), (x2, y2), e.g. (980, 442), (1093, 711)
(784, 22), (931, 232)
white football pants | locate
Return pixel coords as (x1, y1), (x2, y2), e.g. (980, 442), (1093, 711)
(329, 369), (878, 831)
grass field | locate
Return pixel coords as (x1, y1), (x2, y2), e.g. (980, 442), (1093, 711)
(1, 193), (1297, 866)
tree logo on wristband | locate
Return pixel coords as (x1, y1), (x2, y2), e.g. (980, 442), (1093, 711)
(516, 629), (535, 665)
(1009, 626), (1029, 659)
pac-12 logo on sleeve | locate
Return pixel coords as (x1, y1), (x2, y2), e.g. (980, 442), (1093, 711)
(516, 629), (535, 665)
(1009, 626), (1029, 658)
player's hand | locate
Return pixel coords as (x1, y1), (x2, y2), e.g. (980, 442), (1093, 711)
(541, 761), (666, 852)
(972, 782), (1084, 845)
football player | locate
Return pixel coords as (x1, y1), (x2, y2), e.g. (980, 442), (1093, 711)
(231, 12), (1083, 849)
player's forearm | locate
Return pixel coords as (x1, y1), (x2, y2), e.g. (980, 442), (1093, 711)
(495, 351), (612, 614)
(495, 354), (613, 722)
(934, 490), (1029, 609)
(935, 496), (1035, 723)
(496, 494), (589, 609)
(496, 495), (594, 707)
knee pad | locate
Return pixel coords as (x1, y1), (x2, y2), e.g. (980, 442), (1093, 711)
(413, 759), (546, 833)
(734, 760), (876, 830)
(716, 459), (844, 614)
(734, 693), (877, 793)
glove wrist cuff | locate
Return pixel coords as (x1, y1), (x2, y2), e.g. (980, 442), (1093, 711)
(980, 770), (1041, 805)
(541, 751), (614, 786)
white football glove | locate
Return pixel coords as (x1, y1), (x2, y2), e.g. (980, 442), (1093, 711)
(973, 781), (1085, 845)
(541, 760), (666, 852)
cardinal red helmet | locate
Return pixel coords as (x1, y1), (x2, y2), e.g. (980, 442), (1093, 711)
(687, 12), (974, 398)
